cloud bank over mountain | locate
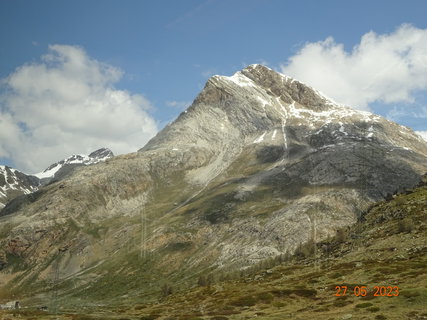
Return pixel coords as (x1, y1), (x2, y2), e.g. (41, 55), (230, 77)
(281, 24), (427, 111)
(0, 45), (157, 173)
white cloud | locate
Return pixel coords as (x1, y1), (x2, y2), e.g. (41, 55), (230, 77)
(201, 69), (216, 78)
(416, 131), (427, 142)
(0, 45), (158, 173)
(386, 106), (408, 122)
(413, 106), (427, 118)
(280, 24), (427, 110)
(166, 100), (191, 110)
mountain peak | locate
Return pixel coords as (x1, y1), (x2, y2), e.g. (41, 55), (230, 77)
(143, 64), (427, 161)
(88, 147), (114, 160)
(34, 147), (114, 180)
(204, 64), (342, 115)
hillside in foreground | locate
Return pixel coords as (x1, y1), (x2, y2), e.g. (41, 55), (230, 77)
(1, 176), (426, 319)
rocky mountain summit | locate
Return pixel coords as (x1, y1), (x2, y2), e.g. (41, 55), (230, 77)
(0, 65), (426, 306)
(0, 148), (113, 209)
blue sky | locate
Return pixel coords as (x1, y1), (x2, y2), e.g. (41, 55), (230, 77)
(1, 0), (427, 172)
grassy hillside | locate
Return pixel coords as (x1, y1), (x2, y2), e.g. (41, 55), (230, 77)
(1, 177), (426, 319)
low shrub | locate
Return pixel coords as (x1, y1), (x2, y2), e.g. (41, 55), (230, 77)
(355, 302), (373, 308)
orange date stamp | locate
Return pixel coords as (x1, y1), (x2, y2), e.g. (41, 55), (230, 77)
(335, 285), (399, 297)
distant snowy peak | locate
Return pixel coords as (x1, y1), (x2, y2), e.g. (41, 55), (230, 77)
(0, 148), (113, 209)
(34, 148), (114, 179)
(88, 147), (114, 160)
(0, 165), (39, 208)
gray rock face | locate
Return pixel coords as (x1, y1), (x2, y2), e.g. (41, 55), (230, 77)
(0, 65), (427, 301)
(141, 64), (427, 196)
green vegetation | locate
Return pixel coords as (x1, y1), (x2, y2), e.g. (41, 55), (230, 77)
(5, 252), (27, 272)
(1, 178), (426, 320)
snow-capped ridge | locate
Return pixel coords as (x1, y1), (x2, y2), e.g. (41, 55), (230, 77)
(0, 148), (114, 209)
(0, 165), (39, 208)
(34, 148), (114, 179)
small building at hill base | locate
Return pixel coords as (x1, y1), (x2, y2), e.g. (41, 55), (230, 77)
(0, 301), (20, 310)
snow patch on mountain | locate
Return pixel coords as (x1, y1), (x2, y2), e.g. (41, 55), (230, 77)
(272, 129), (277, 140)
(416, 131), (427, 142)
(253, 132), (266, 144)
(226, 72), (257, 88)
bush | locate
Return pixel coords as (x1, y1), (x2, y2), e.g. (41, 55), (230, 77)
(333, 299), (352, 307)
(160, 283), (173, 298)
(254, 292), (274, 303)
(139, 316), (159, 320)
(272, 301), (285, 308)
(294, 239), (316, 259)
(336, 228), (349, 243)
(198, 274), (214, 286)
(230, 295), (256, 307)
(398, 218), (414, 233)
(198, 275), (208, 286)
(355, 302), (373, 308)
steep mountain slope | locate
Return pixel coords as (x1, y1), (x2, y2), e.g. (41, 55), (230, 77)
(0, 65), (426, 307)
